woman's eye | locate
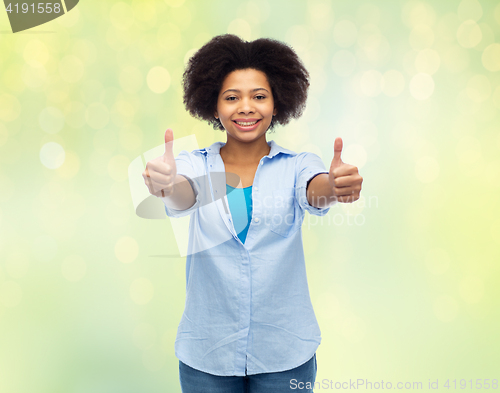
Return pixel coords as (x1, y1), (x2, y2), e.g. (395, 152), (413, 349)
(256, 95), (265, 100)
(226, 96), (236, 101)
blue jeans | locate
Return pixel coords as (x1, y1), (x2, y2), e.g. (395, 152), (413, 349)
(179, 353), (317, 393)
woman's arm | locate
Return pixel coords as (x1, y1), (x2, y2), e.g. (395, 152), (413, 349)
(162, 175), (197, 211)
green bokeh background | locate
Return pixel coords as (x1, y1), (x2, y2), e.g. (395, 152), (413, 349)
(1, 0), (500, 392)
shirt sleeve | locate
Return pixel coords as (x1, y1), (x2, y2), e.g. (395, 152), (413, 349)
(295, 151), (334, 216)
(162, 150), (203, 218)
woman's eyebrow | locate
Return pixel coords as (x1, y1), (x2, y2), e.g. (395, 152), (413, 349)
(222, 88), (269, 95)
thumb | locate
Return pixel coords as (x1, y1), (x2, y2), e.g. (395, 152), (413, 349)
(163, 128), (174, 161)
(331, 137), (343, 168)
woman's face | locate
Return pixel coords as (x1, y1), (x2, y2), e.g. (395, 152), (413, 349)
(214, 68), (277, 144)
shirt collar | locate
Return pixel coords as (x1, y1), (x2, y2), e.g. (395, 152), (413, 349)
(199, 139), (296, 159)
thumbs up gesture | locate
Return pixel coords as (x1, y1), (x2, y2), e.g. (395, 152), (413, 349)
(142, 129), (178, 198)
(328, 137), (363, 203)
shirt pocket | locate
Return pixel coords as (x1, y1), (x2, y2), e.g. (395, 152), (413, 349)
(270, 187), (297, 237)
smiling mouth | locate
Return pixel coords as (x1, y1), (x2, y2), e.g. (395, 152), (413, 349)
(233, 119), (261, 126)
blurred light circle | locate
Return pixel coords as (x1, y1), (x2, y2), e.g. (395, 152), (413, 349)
(108, 155), (130, 182)
(237, 1), (270, 25)
(466, 74), (491, 103)
(64, 101), (86, 128)
(415, 49), (440, 75)
(22, 64), (47, 89)
(474, 23), (495, 53)
(481, 43), (500, 72)
(80, 79), (104, 105)
(73, 39), (97, 65)
(342, 144), (367, 169)
(415, 156), (439, 183)
(133, 323), (157, 350)
(381, 70), (405, 97)
(85, 103), (109, 129)
(120, 124), (143, 151)
(333, 20), (357, 47)
(331, 50), (356, 77)
(40, 142), (65, 169)
(286, 25), (310, 51)
(457, 0), (482, 22)
(409, 73), (434, 100)
(157, 23), (182, 50)
(130, 278), (154, 305)
(437, 13), (459, 42)
(402, 1), (437, 28)
(61, 255), (87, 282)
(0, 94), (21, 122)
(308, 1), (333, 32)
(433, 295), (459, 322)
(357, 24), (382, 51)
(119, 66), (143, 94)
(115, 236), (139, 264)
(93, 129), (117, 156)
(110, 2), (135, 30)
(39, 107), (64, 134)
(456, 20), (482, 48)
(0, 281), (22, 307)
(23, 39), (49, 68)
(56, 150), (80, 179)
(409, 24), (434, 50)
(360, 70), (382, 97)
(59, 55), (84, 83)
(425, 247), (450, 275)
(227, 18), (252, 41)
(459, 276), (484, 304)
(441, 45), (470, 73)
(147, 66), (171, 94)
(456, 135), (481, 164)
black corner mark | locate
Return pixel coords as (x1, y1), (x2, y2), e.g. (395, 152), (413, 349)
(4, 0), (79, 33)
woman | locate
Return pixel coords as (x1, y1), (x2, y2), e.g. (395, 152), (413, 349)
(143, 34), (363, 393)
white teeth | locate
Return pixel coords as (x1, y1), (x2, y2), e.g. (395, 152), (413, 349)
(235, 120), (258, 126)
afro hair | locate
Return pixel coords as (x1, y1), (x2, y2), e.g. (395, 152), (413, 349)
(182, 34), (310, 133)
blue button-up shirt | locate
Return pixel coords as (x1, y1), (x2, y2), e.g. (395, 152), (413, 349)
(163, 139), (334, 376)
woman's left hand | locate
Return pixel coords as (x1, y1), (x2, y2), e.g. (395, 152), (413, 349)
(328, 137), (363, 203)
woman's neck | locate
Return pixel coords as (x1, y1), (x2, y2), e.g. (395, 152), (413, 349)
(220, 134), (271, 165)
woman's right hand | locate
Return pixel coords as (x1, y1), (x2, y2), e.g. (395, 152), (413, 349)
(142, 129), (177, 198)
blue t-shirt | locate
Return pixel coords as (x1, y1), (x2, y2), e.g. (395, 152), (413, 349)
(226, 184), (253, 244)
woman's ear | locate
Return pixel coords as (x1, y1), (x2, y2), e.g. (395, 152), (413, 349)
(273, 108), (277, 116)
(214, 111), (218, 119)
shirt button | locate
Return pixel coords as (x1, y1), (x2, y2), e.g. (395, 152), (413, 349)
(254, 186), (258, 191)
(254, 217), (260, 223)
(260, 160), (263, 165)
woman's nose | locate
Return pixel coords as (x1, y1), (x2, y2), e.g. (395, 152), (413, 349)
(237, 97), (255, 113)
